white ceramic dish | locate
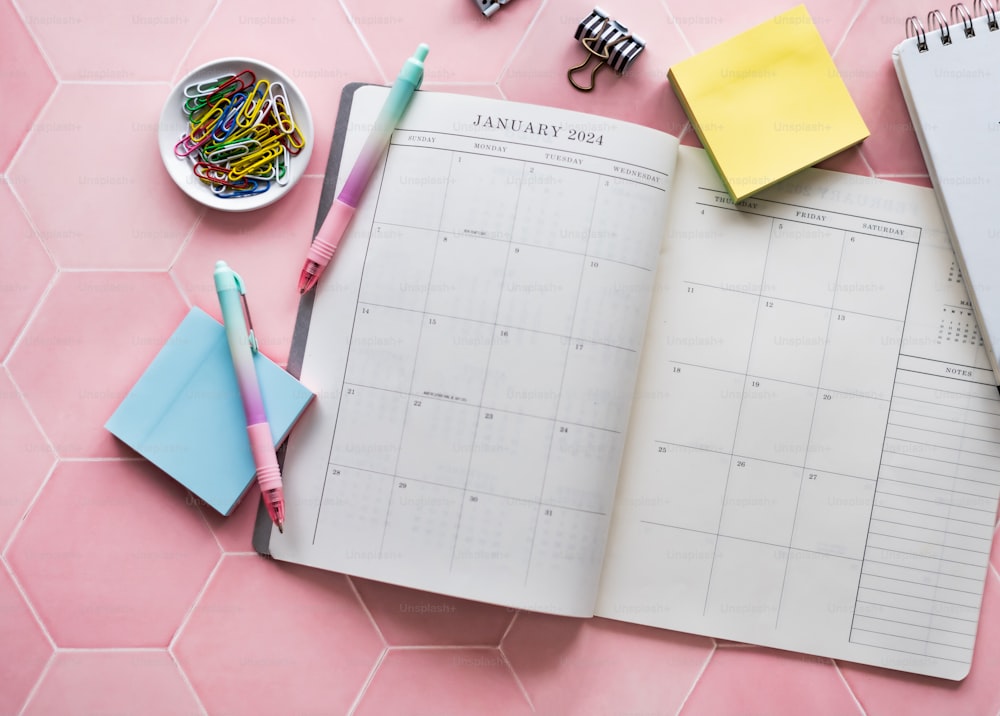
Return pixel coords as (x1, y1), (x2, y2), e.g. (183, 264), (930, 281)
(158, 57), (314, 212)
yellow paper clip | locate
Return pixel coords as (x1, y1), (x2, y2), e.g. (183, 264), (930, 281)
(568, 7), (646, 92)
(238, 79), (271, 128)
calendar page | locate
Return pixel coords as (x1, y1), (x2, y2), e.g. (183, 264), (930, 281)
(268, 87), (679, 616)
(597, 146), (1000, 680)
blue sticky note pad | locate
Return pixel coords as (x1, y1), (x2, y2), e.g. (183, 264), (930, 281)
(105, 307), (314, 515)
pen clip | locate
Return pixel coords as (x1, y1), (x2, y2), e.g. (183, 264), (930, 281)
(232, 271), (259, 354)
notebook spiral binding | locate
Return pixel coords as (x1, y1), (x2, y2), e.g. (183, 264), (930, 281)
(906, 0), (999, 52)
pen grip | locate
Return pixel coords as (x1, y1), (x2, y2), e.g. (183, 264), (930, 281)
(247, 422), (282, 492)
(307, 200), (356, 267)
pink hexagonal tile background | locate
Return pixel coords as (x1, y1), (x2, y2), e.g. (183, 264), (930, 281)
(352, 577), (515, 646)
(7, 84), (202, 270)
(6, 460), (219, 647)
(0, 566), (51, 715)
(3, 0), (1000, 714)
(356, 648), (532, 715)
(20, 650), (202, 716)
(0, 185), (53, 361)
(0, 0), (55, 173)
(7, 271), (188, 458)
(504, 612), (714, 715)
(15, 0), (215, 82)
(0, 368), (54, 548)
(682, 646), (863, 715)
(173, 555), (383, 715)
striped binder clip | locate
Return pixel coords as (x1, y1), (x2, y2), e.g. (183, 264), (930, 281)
(472, 0), (513, 17)
(568, 7), (646, 92)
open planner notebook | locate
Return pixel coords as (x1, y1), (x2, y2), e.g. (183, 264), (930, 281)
(256, 86), (1000, 680)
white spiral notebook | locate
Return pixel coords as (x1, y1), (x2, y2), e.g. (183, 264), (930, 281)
(893, 2), (1000, 383)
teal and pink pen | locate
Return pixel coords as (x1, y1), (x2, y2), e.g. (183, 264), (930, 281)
(298, 43), (430, 293)
(214, 260), (285, 532)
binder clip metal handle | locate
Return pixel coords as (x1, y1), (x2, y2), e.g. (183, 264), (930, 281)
(568, 7), (646, 92)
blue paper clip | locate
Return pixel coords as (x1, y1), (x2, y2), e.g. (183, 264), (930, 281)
(216, 177), (269, 199)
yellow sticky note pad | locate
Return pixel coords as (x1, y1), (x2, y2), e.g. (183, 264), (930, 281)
(668, 5), (869, 202)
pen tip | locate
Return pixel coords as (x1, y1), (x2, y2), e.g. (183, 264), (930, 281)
(297, 268), (316, 294)
(415, 43), (429, 61)
(277, 521), (284, 534)
(298, 273), (317, 294)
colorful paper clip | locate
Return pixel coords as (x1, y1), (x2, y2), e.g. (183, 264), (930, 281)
(568, 7), (646, 92)
(174, 69), (306, 200)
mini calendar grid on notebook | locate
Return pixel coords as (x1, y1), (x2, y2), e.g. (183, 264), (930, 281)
(255, 84), (1000, 680)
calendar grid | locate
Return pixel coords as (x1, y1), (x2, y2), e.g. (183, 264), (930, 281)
(353, 299), (641, 354)
(774, 225), (851, 626)
(312, 133), (663, 587)
(653, 192), (925, 628)
(521, 169), (602, 585)
(371, 219), (658, 273)
(374, 149), (459, 557)
(684, 282), (908, 325)
(666, 361), (895, 400)
(448, 162), (527, 570)
(321, 465), (609, 517)
(640, 519), (865, 560)
(653, 438), (878, 483)
(339, 380), (624, 434)
(700, 215), (778, 615)
(308, 139), (400, 546)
